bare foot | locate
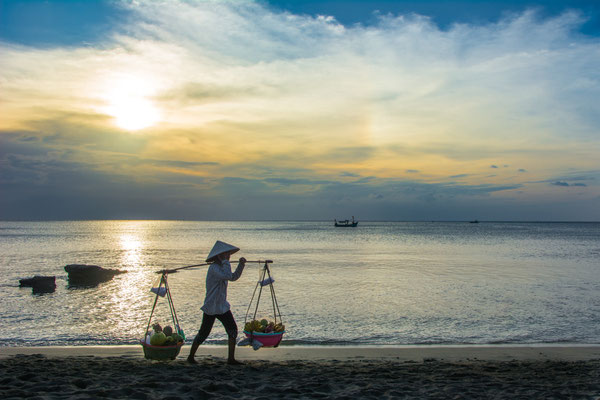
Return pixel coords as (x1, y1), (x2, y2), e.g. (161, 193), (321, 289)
(227, 359), (243, 365)
(187, 357), (198, 364)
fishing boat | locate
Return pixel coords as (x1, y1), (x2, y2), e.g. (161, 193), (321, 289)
(334, 216), (358, 227)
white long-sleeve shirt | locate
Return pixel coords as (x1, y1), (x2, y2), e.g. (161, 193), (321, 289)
(201, 260), (245, 315)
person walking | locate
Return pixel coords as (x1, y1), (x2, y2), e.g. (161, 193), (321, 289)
(187, 240), (246, 365)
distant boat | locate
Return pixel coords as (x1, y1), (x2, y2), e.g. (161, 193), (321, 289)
(469, 220), (479, 224)
(335, 216), (358, 227)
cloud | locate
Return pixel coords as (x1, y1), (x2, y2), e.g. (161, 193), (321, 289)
(554, 175), (597, 182)
(551, 181), (588, 187)
(158, 82), (260, 106)
(263, 177), (335, 186)
(139, 158), (218, 168)
(324, 147), (378, 163)
(536, 172), (597, 188)
(353, 176), (376, 184)
(0, 2), (599, 220)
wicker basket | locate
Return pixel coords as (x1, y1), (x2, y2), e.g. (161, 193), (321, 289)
(141, 341), (184, 360)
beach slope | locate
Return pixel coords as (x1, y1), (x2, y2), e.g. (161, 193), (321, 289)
(1, 346), (599, 399)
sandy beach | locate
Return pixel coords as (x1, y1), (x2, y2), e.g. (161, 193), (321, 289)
(1, 345), (599, 399)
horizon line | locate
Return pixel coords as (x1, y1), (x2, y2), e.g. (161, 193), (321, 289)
(1, 219), (599, 223)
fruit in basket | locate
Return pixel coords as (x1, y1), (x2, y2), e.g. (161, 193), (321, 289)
(251, 320), (262, 332)
(164, 336), (175, 345)
(245, 320), (260, 332)
(150, 331), (167, 345)
(152, 323), (162, 333)
(244, 319), (285, 334)
(171, 333), (182, 343)
(163, 326), (173, 336)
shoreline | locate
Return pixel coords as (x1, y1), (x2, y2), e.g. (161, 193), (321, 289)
(2, 344), (600, 361)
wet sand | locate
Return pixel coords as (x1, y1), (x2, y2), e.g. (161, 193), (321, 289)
(1, 345), (599, 399)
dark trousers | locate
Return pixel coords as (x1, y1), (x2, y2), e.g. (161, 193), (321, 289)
(192, 310), (238, 345)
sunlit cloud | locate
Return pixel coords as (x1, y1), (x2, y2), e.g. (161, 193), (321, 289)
(0, 0), (599, 220)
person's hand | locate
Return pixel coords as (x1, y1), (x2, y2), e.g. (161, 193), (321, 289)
(239, 257), (247, 265)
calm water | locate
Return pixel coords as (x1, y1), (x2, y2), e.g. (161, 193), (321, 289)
(1, 221), (599, 346)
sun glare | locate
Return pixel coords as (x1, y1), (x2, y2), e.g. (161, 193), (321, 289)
(101, 76), (161, 131)
(109, 97), (159, 131)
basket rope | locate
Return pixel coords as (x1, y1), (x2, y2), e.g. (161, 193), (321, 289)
(143, 272), (181, 340)
(244, 261), (283, 326)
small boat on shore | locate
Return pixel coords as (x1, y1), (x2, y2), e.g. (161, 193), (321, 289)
(334, 216), (358, 227)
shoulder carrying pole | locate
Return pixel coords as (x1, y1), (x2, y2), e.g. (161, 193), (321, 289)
(155, 260), (272, 274)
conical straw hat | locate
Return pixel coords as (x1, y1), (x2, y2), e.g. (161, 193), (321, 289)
(206, 240), (240, 262)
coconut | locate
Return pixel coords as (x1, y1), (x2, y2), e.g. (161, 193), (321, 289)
(164, 336), (175, 346)
(150, 331), (167, 346)
(171, 333), (182, 343)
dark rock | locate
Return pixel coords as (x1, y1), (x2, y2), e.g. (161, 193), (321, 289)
(64, 264), (126, 287)
(19, 276), (56, 294)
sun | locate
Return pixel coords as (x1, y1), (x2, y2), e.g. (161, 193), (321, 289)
(101, 76), (161, 131)
(108, 96), (160, 131)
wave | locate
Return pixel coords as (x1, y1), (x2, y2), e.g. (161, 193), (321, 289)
(2, 337), (599, 347)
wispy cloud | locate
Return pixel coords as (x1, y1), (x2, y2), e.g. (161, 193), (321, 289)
(551, 181), (588, 187)
(0, 1), (599, 220)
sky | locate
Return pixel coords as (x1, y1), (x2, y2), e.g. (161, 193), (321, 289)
(0, 0), (599, 221)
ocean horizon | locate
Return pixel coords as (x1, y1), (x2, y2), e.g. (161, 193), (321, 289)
(2, 219), (599, 222)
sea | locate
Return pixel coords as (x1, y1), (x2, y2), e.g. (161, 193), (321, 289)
(1, 220), (599, 347)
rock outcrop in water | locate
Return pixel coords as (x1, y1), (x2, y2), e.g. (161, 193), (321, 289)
(19, 276), (56, 294)
(64, 264), (126, 287)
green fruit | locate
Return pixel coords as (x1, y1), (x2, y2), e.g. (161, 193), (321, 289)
(163, 326), (173, 336)
(260, 319), (268, 326)
(150, 332), (167, 346)
(171, 333), (182, 343)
